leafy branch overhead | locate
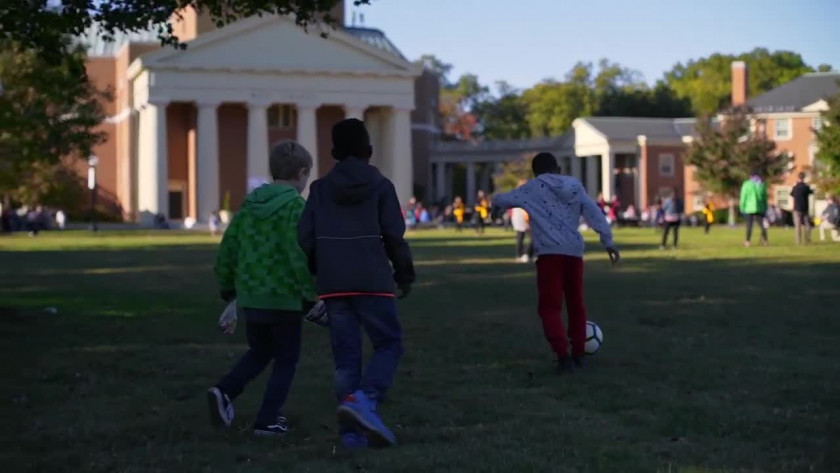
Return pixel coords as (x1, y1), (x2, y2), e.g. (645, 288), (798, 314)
(1, 0), (369, 62)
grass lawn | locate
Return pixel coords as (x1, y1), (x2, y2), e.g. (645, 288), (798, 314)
(1, 227), (839, 472)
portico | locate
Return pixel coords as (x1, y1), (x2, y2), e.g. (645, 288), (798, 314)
(126, 15), (419, 224)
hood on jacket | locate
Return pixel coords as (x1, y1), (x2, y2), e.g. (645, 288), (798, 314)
(325, 157), (385, 204)
(536, 174), (582, 202)
(242, 183), (300, 219)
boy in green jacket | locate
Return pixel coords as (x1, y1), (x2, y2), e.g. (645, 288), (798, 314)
(739, 172), (769, 246)
(207, 140), (317, 437)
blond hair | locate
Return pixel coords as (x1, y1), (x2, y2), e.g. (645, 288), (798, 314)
(269, 140), (313, 180)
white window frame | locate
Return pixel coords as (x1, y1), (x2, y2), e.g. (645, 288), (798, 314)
(658, 154), (675, 177)
(773, 118), (792, 141)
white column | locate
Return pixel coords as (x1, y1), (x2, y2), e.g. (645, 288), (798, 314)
(345, 104), (367, 121)
(196, 101), (219, 221)
(435, 162), (447, 201)
(571, 155), (582, 182)
(365, 109), (384, 172)
(601, 149), (615, 201)
(633, 155), (641, 209)
(296, 103), (319, 195)
(466, 162), (477, 205)
(247, 100), (270, 190)
(586, 156), (599, 198)
(386, 107), (413, 206)
(137, 101), (168, 225)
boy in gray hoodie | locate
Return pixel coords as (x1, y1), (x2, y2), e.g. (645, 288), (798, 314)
(494, 152), (619, 373)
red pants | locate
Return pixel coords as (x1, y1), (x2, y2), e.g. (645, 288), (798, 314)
(536, 254), (587, 359)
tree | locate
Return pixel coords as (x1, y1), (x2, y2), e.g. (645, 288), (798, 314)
(473, 82), (530, 140)
(0, 38), (107, 205)
(493, 155), (534, 193)
(813, 87), (840, 195)
(665, 48), (815, 115)
(685, 106), (791, 223)
(2, 1), (367, 63)
(415, 54), (453, 87)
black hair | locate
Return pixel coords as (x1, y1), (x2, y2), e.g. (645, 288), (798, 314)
(532, 152), (559, 176)
(331, 118), (372, 161)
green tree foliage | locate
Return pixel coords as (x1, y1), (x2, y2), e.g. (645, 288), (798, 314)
(472, 82), (530, 140)
(1, 0), (366, 63)
(686, 107), (791, 198)
(665, 48), (816, 115)
(492, 155), (533, 193)
(0, 38), (107, 203)
(417, 55), (487, 140)
(813, 87), (840, 195)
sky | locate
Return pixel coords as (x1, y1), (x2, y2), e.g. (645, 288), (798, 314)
(349, 0), (840, 92)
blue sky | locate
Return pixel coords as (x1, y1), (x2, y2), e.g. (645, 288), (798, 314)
(349, 0), (840, 91)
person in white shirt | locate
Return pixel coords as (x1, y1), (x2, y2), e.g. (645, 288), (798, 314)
(494, 153), (619, 373)
(510, 180), (533, 263)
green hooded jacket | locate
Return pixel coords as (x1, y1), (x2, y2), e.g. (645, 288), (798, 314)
(739, 178), (768, 215)
(215, 184), (316, 311)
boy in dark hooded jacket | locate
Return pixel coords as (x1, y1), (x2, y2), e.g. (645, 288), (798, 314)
(298, 118), (415, 449)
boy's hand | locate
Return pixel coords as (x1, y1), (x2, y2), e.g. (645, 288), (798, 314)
(606, 247), (620, 265)
(398, 283), (412, 300)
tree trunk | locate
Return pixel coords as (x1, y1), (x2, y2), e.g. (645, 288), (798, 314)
(728, 197), (737, 226)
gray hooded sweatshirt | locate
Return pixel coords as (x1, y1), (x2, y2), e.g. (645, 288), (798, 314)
(494, 174), (614, 258)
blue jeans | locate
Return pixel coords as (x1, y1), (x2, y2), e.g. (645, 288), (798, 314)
(326, 296), (404, 404)
(216, 310), (302, 426)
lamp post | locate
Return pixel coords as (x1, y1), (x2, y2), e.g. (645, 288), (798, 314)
(87, 155), (99, 232)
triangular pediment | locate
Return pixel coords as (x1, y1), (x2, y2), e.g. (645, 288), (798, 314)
(140, 15), (418, 77)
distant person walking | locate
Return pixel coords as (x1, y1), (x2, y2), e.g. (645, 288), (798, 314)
(700, 201), (715, 234)
(740, 172), (769, 247)
(790, 172), (813, 244)
(660, 188), (683, 249)
(511, 180), (533, 262)
(819, 194), (840, 242)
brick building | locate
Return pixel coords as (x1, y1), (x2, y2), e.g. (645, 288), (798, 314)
(80, 2), (436, 224)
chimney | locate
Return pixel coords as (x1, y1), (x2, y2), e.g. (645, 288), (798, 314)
(170, 7), (216, 42)
(731, 61), (748, 106)
(328, 1), (345, 26)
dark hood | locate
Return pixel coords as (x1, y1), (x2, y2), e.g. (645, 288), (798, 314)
(325, 157), (385, 204)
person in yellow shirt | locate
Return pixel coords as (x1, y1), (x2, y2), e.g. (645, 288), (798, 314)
(452, 196), (465, 232)
(474, 190), (490, 235)
(700, 201), (715, 234)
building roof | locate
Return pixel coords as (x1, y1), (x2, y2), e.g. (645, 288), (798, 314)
(79, 21), (407, 60)
(580, 117), (696, 141)
(77, 23), (161, 56)
(343, 27), (406, 60)
(747, 73), (840, 113)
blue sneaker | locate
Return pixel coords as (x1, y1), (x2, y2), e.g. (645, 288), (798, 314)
(339, 431), (369, 451)
(337, 390), (397, 447)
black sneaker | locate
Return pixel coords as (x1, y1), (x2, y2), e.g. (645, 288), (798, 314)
(207, 387), (234, 428)
(254, 416), (289, 437)
(557, 357), (576, 375)
(573, 357), (587, 370)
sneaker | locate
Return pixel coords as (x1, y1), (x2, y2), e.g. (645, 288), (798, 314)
(556, 357), (576, 375)
(207, 387), (234, 428)
(339, 431), (369, 451)
(743, 241), (751, 247)
(573, 357), (587, 369)
(337, 390), (397, 447)
(517, 254), (530, 263)
(253, 419), (288, 437)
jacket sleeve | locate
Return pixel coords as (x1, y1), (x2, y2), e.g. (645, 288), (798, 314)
(289, 200), (318, 301)
(493, 187), (526, 210)
(214, 213), (241, 292)
(739, 181), (748, 212)
(379, 181), (415, 286)
(581, 192), (615, 248)
(297, 186), (317, 275)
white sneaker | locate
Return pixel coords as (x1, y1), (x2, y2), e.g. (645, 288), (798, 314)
(517, 254), (530, 263)
(207, 387), (234, 428)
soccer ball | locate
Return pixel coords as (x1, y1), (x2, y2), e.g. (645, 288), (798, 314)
(584, 321), (603, 355)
